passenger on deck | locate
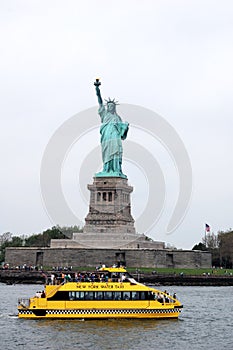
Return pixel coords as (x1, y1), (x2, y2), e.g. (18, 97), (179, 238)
(121, 274), (126, 282)
(157, 293), (164, 303)
(50, 274), (55, 285)
(84, 274), (90, 282)
(165, 293), (170, 303)
(61, 273), (65, 282)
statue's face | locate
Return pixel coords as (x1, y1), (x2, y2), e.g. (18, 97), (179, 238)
(107, 102), (115, 112)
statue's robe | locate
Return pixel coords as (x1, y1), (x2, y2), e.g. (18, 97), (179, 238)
(98, 105), (128, 176)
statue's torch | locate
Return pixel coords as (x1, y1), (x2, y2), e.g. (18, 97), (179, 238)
(94, 78), (101, 87)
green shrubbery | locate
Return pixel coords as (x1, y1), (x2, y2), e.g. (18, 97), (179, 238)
(0, 225), (82, 263)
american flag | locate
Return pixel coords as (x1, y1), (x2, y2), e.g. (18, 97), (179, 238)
(205, 223), (210, 232)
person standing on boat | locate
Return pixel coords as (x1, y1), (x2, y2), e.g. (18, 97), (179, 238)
(121, 273), (126, 282)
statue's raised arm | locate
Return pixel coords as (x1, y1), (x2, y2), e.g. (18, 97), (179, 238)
(94, 78), (103, 106)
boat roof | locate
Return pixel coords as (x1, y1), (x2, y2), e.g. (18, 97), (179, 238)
(99, 267), (127, 273)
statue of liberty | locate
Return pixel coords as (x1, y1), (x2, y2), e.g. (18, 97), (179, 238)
(94, 79), (129, 178)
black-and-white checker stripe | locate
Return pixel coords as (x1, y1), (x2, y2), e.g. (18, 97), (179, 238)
(19, 310), (34, 315)
(19, 308), (182, 316)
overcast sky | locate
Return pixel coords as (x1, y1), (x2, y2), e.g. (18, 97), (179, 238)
(1, 0), (233, 249)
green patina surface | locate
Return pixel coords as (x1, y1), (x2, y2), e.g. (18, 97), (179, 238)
(94, 79), (128, 178)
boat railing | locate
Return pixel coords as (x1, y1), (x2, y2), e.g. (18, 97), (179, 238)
(18, 298), (30, 308)
(46, 281), (65, 298)
(127, 277), (138, 284)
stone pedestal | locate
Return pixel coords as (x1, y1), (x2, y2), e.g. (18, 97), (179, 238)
(50, 176), (164, 249)
(83, 177), (136, 234)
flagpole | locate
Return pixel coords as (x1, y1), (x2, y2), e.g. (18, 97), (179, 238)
(205, 223), (210, 248)
(204, 224), (206, 248)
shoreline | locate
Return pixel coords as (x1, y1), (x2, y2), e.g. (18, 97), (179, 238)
(1, 270), (233, 286)
(137, 274), (233, 286)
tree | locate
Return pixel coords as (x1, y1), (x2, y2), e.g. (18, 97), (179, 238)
(24, 225), (83, 247)
(24, 226), (67, 247)
(0, 232), (12, 245)
(218, 229), (233, 268)
(192, 232), (221, 266)
(0, 234), (23, 263)
(59, 225), (83, 238)
(202, 232), (219, 250)
(192, 242), (207, 251)
(193, 229), (233, 267)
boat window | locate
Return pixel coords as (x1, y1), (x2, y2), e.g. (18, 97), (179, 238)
(49, 290), (153, 302)
(84, 292), (90, 300)
(47, 291), (69, 301)
(76, 291), (85, 300)
(96, 292), (104, 300)
(64, 291), (155, 302)
(113, 292), (121, 300)
(69, 292), (76, 300)
(140, 292), (147, 300)
(122, 291), (130, 300)
(148, 291), (155, 300)
(103, 291), (112, 300)
(85, 291), (95, 300)
(132, 291), (139, 300)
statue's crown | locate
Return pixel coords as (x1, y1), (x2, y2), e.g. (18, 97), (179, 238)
(105, 98), (119, 105)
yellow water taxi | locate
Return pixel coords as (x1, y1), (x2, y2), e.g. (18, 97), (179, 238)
(18, 267), (183, 319)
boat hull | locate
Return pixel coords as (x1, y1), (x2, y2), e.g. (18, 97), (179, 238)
(17, 268), (183, 320)
(18, 307), (182, 319)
